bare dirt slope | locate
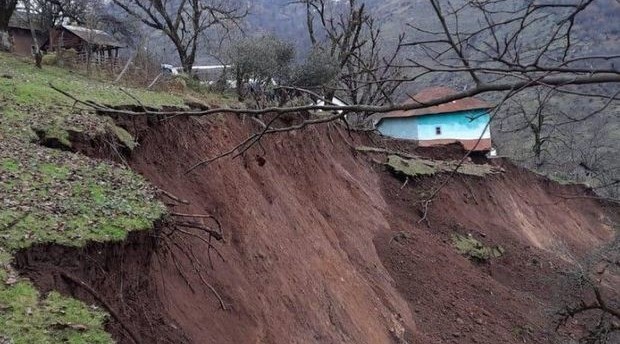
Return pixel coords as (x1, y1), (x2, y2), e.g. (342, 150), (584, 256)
(17, 115), (616, 343)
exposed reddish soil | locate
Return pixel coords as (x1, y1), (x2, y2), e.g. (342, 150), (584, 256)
(16, 114), (617, 343)
(375, 161), (616, 344)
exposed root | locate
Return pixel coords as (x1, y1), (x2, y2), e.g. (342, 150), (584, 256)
(158, 189), (190, 205)
(162, 231), (229, 311)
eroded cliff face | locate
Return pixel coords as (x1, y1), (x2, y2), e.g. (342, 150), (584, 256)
(17, 115), (616, 344)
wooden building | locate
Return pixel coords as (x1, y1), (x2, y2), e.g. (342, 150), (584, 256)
(43, 24), (125, 65)
(7, 11), (46, 57)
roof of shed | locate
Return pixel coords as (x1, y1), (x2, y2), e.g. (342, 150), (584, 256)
(61, 24), (125, 48)
(379, 87), (492, 119)
(9, 11), (44, 31)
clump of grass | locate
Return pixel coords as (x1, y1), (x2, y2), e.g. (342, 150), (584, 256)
(452, 233), (505, 262)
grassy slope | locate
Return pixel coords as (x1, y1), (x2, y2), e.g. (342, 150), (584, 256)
(0, 53), (183, 343)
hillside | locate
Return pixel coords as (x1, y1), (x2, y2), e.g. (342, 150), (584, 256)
(1, 53), (618, 343)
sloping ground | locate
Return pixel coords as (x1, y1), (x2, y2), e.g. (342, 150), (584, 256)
(0, 53), (187, 343)
(376, 161), (616, 343)
(15, 113), (616, 343)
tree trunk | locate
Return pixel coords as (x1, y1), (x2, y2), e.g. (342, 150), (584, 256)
(0, 0), (17, 51)
(34, 51), (42, 68)
(181, 58), (193, 77)
(24, 0), (42, 68)
(0, 30), (10, 52)
(236, 66), (244, 101)
(175, 44), (194, 77)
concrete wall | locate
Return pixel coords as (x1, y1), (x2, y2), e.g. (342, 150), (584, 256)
(377, 109), (490, 141)
(375, 116), (419, 140)
(416, 109), (491, 141)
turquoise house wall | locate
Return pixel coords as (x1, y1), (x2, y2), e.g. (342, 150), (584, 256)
(377, 109), (490, 141)
(375, 117), (419, 139)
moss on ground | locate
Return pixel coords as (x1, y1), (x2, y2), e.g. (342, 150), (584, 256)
(385, 155), (502, 178)
(386, 155), (437, 177)
(452, 234), (505, 262)
(0, 53), (177, 342)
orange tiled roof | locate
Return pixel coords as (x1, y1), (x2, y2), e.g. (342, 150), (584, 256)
(380, 87), (491, 119)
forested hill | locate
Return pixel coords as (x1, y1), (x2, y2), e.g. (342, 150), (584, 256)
(247, 0), (620, 54)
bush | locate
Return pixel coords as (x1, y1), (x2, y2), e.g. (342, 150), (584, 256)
(289, 49), (340, 88)
(41, 53), (57, 66)
(42, 49), (78, 67)
(228, 35), (295, 90)
(452, 233), (504, 262)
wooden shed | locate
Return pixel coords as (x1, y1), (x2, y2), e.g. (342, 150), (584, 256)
(43, 24), (125, 66)
(7, 11), (46, 57)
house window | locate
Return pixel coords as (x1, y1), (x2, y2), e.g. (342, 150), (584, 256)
(435, 126), (442, 135)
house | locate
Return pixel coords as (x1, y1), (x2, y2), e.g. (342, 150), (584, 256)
(7, 11), (46, 57)
(42, 24), (125, 64)
(375, 87), (493, 151)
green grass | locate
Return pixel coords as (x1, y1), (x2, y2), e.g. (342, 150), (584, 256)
(0, 52), (184, 145)
(0, 53), (177, 343)
(0, 53), (182, 108)
(0, 139), (166, 251)
(0, 283), (113, 344)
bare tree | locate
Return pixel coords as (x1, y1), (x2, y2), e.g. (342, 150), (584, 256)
(34, 0), (93, 30)
(0, 0), (18, 51)
(556, 235), (620, 343)
(496, 83), (619, 198)
(298, 0), (407, 108)
(111, 0), (246, 74)
(400, 0), (619, 99)
(498, 89), (562, 167)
